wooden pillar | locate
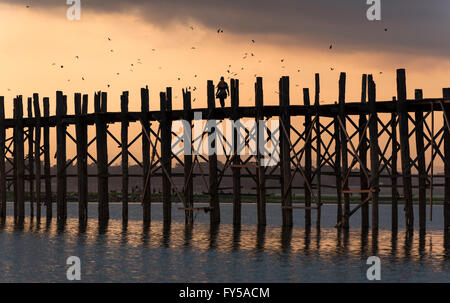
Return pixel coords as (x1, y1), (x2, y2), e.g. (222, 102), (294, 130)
(359, 75), (369, 231)
(255, 77), (266, 226)
(303, 88), (312, 228)
(339, 73), (350, 229)
(160, 89), (173, 226)
(121, 92), (129, 223)
(391, 97), (399, 230)
(141, 86), (151, 226)
(14, 97), (25, 224)
(279, 76), (292, 227)
(95, 91), (109, 224)
(56, 91), (67, 223)
(207, 81), (220, 225)
(231, 79), (241, 226)
(27, 98), (35, 219)
(75, 93), (88, 224)
(183, 89), (194, 225)
(33, 94), (42, 222)
(334, 115), (342, 225)
(443, 87), (450, 230)
(397, 69), (414, 231)
(368, 75), (380, 232)
(0, 97), (6, 222)
(314, 74), (322, 228)
(43, 98), (52, 221)
(415, 89), (426, 231)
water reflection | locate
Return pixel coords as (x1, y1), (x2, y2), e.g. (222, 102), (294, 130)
(1, 215), (450, 282)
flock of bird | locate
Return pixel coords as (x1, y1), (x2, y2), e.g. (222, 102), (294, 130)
(20, 3), (388, 102)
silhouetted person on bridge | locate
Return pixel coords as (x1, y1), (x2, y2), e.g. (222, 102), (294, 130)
(216, 76), (229, 108)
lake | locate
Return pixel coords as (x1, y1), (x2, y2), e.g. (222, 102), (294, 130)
(0, 202), (449, 282)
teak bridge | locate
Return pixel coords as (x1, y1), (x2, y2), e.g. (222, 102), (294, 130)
(0, 68), (449, 233)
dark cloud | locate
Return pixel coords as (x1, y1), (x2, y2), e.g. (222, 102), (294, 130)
(10, 0), (450, 57)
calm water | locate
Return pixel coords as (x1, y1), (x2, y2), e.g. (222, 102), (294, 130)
(1, 202), (450, 282)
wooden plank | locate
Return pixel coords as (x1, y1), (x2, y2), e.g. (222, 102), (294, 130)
(121, 91), (129, 223)
(33, 94), (42, 222)
(303, 88), (312, 228)
(359, 74), (369, 230)
(280, 76), (292, 227)
(141, 86), (151, 226)
(207, 81), (220, 225)
(95, 92), (109, 224)
(255, 77), (266, 226)
(27, 97), (34, 219)
(43, 97), (52, 221)
(397, 69), (414, 231)
(368, 75), (380, 232)
(183, 88), (194, 225)
(14, 97), (25, 224)
(0, 97), (6, 221)
(75, 93), (88, 224)
(414, 89), (426, 231)
(444, 87), (450, 230)
(231, 79), (241, 226)
(56, 91), (67, 223)
(391, 97), (398, 230)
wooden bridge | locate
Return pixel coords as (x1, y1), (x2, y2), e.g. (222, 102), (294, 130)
(0, 68), (449, 233)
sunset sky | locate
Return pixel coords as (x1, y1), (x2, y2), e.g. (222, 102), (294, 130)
(0, 0), (449, 164)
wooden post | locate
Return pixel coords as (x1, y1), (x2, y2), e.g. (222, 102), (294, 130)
(14, 97), (25, 224)
(359, 75), (369, 231)
(160, 89), (172, 226)
(391, 97), (399, 230)
(334, 115), (342, 225)
(33, 94), (42, 222)
(121, 92), (129, 223)
(56, 91), (67, 223)
(95, 91), (109, 224)
(339, 73), (350, 229)
(231, 79), (241, 226)
(280, 76), (292, 227)
(397, 69), (414, 231)
(27, 98), (35, 219)
(303, 88), (312, 228)
(141, 86), (151, 226)
(443, 87), (450, 230)
(0, 97), (6, 222)
(75, 93), (88, 224)
(183, 88), (194, 225)
(43, 98), (52, 221)
(415, 89), (426, 231)
(207, 81), (220, 225)
(314, 73), (322, 228)
(255, 77), (266, 226)
(368, 75), (379, 232)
